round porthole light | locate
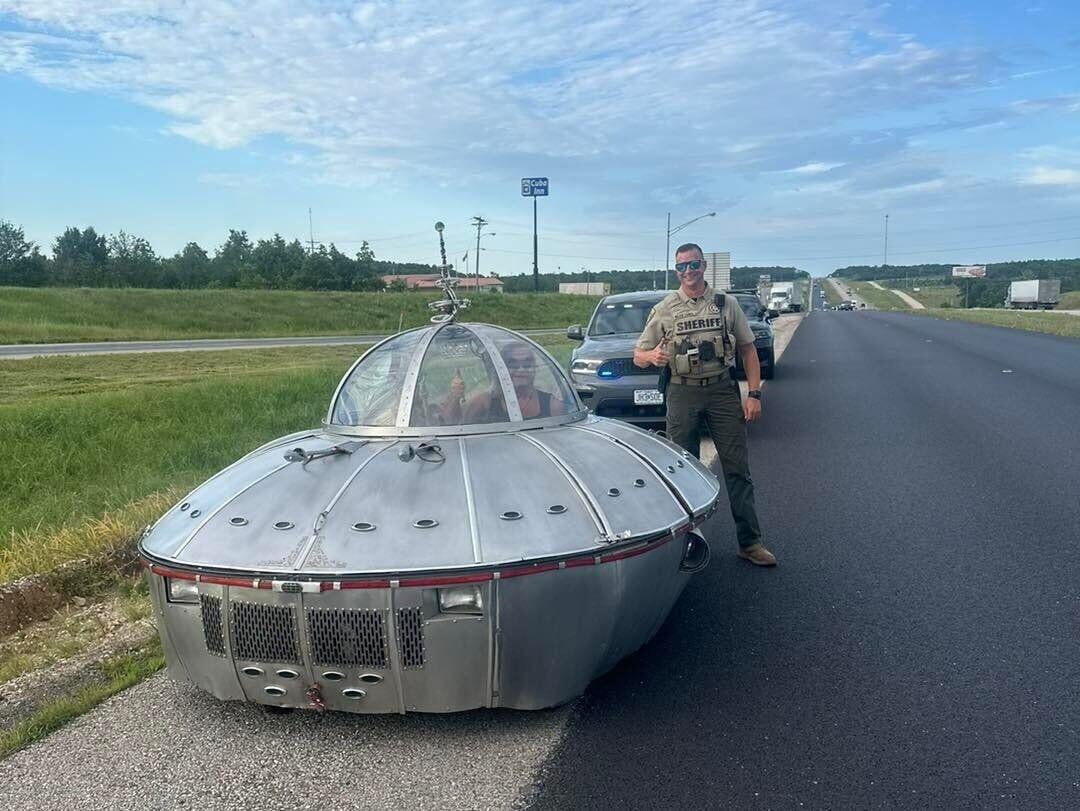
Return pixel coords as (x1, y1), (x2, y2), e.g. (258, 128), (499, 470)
(273, 521), (294, 531)
(351, 522), (376, 532)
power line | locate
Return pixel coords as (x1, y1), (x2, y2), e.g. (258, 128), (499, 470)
(483, 233), (1080, 266)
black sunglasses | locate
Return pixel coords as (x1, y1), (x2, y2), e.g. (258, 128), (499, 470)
(674, 259), (703, 272)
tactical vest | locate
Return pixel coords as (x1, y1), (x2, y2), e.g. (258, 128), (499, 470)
(670, 293), (732, 378)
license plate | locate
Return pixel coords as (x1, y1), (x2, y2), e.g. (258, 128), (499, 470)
(633, 389), (663, 406)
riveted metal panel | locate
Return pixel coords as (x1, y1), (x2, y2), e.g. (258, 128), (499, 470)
(179, 447), (376, 571)
(528, 428), (685, 538)
(583, 418), (720, 515)
(142, 437), (334, 559)
(313, 439), (475, 571)
(464, 433), (603, 562)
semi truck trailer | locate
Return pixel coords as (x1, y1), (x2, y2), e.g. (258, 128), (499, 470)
(768, 281), (799, 313)
(1005, 279), (1060, 310)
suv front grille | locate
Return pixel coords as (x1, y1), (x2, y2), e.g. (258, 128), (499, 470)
(597, 358), (654, 379)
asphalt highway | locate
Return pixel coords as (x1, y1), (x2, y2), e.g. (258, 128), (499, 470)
(532, 310), (1080, 808)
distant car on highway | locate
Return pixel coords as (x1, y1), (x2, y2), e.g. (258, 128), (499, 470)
(838, 300), (857, 311)
(566, 289), (775, 425)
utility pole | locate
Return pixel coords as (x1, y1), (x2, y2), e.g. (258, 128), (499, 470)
(308, 208), (316, 254)
(471, 216), (489, 294)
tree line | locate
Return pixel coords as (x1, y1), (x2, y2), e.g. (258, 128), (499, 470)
(1, 220), (806, 294)
(0, 221), (446, 291)
(831, 259), (1080, 308)
(499, 266), (807, 294)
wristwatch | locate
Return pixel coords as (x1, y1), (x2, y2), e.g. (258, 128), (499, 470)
(747, 389), (762, 400)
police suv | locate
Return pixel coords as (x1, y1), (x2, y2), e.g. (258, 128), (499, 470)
(566, 290), (774, 426)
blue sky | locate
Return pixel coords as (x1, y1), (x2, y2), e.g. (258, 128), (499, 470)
(1, 0), (1078, 276)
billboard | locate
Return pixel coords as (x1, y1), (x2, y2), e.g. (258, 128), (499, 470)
(704, 252), (731, 291)
(559, 282), (610, 295)
(952, 265), (986, 278)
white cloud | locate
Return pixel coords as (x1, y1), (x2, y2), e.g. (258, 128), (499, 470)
(1022, 167), (1080, 186)
(784, 162), (846, 175)
(0, 0), (1003, 197)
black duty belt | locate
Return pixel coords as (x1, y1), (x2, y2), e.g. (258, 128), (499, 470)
(670, 372), (729, 387)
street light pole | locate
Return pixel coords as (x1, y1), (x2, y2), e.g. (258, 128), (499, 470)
(665, 212), (671, 291)
(666, 211), (717, 290)
(883, 212), (889, 283)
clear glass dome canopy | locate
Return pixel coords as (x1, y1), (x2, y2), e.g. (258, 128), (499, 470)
(327, 323), (583, 435)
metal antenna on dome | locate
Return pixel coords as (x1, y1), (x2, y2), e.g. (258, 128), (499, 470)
(428, 221), (471, 323)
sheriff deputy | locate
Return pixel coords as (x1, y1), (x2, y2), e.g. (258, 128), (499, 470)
(633, 242), (776, 566)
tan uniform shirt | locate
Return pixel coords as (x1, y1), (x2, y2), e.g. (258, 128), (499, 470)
(636, 285), (755, 378)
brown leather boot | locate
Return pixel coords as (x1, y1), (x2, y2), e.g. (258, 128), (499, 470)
(737, 543), (777, 566)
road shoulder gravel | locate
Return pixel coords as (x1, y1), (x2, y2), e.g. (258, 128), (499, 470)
(0, 674), (574, 809)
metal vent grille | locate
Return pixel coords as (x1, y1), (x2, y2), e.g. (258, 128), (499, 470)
(200, 594), (225, 657)
(396, 607), (425, 669)
(306, 608), (388, 668)
(230, 602), (300, 663)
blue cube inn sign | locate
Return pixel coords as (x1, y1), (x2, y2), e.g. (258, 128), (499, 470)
(521, 177), (549, 196)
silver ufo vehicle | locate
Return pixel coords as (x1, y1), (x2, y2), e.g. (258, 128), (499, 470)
(140, 263), (721, 714)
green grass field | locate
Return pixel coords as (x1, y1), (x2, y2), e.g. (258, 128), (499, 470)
(822, 280), (843, 306)
(0, 287), (598, 344)
(905, 284), (961, 308)
(1058, 290), (1080, 309)
(0, 337), (574, 580)
(847, 281), (907, 310)
(914, 309), (1080, 338)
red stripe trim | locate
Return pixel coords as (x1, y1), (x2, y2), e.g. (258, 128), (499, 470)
(398, 572), (493, 588)
(337, 579), (392, 590)
(498, 561), (560, 580)
(145, 522), (690, 591)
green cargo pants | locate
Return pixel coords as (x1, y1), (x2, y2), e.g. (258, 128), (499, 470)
(665, 376), (764, 550)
